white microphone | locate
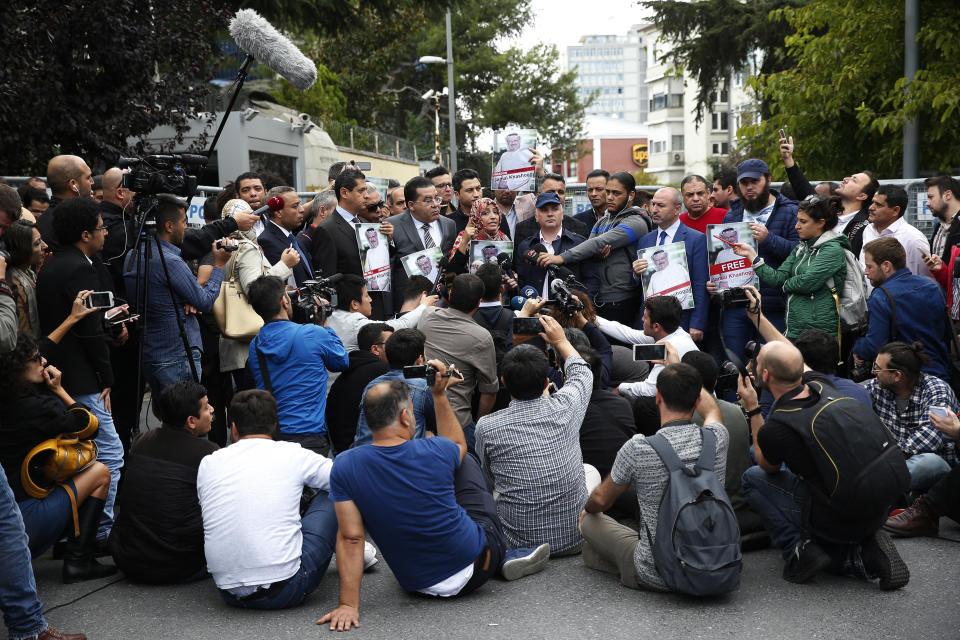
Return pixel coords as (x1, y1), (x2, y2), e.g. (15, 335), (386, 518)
(229, 9), (317, 91)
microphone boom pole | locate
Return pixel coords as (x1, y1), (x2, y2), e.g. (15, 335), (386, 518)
(205, 54), (255, 159)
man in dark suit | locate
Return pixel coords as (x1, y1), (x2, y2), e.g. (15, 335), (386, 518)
(389, 176), (457, 307)
(313, 168), (394, 320)
(515, 193), (600, 298)
(257, 186), (313, 289)
(37, 197), (124, 545)
(635, 187), (709, 341)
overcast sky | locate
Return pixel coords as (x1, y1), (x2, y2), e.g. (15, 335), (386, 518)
(513, 0), (653, 53)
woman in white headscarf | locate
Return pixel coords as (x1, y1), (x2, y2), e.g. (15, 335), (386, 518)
(216, 199), (301, 383)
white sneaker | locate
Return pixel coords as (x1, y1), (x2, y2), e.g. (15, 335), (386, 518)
(363, 541), (378, 570)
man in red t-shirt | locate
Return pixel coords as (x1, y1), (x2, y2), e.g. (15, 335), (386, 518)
(679, 174), (727, 234)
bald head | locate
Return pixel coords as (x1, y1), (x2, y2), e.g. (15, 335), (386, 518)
(650, 187), (683, 229)
(100, 168), (132, 207)
(759, 341), (804, 387)
(47, 155), (93, 198)
(362, 379), (413, 434)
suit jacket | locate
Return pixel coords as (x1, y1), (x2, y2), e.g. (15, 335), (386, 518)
(514, 229), (600, 298)
(389, 212), (456, 307)
(314, 212), (389, 319)
(258, 220), (313, 287)
(637, 224), (709, 333)
(36, 246), (114, 394)
(934, 214), (960, 264)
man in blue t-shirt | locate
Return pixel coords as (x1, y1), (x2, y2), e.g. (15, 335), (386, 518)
(320, 359), (552, 631)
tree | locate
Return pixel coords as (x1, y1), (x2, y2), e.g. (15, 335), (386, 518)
(1, 1), (231, 174)
(269, 64), (349, 123)
(642, 0), (807, 125)
(739, 0), (960, 178)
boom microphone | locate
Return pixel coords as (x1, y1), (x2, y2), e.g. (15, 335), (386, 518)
(229, 9), (318, 91)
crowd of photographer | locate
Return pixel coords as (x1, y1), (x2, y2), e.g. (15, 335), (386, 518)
(1, 140), (960, 638)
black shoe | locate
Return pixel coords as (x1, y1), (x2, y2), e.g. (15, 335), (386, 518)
(861, 530), (909, 590)
(782, 539), (831, 584)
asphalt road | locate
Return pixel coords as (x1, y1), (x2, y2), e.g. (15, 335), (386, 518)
(32, 522), (960, 640)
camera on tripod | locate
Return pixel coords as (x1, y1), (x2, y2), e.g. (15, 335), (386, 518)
(118, 154), (206, 198)
(292, 277), (340, 325)
(718, 286), (752, 309)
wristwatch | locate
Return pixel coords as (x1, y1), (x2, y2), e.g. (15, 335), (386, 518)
(745, 407), (762, 418)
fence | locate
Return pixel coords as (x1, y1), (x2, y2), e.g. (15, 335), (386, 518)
(322, 120), (418, 163)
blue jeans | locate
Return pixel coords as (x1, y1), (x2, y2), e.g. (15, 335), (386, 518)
(218, 490), (338, 610)
(75, 392), (124, 541)
(144, 349), (203, 398)
(905, 453), (951, 492)
(17, 482), (75, 558)
(742, 466), (865, 576)
(0, 472), (47, 640)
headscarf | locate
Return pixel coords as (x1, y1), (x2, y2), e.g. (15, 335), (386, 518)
(221, 198), (257, 242)
(450, 197), (508, 256)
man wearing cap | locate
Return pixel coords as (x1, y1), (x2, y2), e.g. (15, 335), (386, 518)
(716, 159), (798, 359)
(515, 193), (600, 298)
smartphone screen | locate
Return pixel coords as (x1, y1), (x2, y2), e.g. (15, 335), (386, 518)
(513, 317), (543, 335)
(930, 406), (951, 419)
(633, 344), (666, 361)
(778, 128), (786, 140)
(86, 291), (114, 309)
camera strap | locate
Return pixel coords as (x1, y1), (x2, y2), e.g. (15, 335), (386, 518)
(254, 335), (274, 394)
(878, 286), (899, 342)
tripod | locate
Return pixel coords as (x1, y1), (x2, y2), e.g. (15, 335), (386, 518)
(127, 195), (201, 437)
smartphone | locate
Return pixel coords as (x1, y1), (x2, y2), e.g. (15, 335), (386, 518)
(513, 317), (543, 335)
(778, 128), (786, 140)
(930, 406), (951, 419)
(108, 313), (139, 326)
(349, 161), (372, 171)
(85, 291), (114, 309)
(633, 344), (666, 361)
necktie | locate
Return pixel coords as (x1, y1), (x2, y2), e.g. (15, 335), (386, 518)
(421, 223), (435, 249)
(351, 216), (360, 224)
(289, 233), (313, 277)
(658, 230), (667, 246)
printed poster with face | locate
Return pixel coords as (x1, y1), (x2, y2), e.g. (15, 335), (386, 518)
(356, 223), (391, 292)
(491, 127), (538, 192)
(706, 222), (758, 290)
(638, 242), (694, 310)
(401, 247), (443, 285)
(365, 176), (391, 201)
(469, 240), (513, 275)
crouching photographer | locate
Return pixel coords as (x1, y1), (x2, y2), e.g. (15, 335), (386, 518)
(247, 275), (349, 455)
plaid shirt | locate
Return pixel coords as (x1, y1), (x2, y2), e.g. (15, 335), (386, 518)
(866, 374), (959, 463)
(475, 354), (593, 553)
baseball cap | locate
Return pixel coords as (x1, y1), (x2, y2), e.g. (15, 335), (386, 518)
(535, 192), (562, 208)
(737, 159), (770, 182)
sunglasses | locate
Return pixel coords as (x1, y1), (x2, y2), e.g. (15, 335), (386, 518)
(365, 201), (385, 213)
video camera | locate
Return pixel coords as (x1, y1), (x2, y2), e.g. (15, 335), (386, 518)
(118, 154), (207, 198)
(292, 275), (341, 325)
(549, 279), (584, 318)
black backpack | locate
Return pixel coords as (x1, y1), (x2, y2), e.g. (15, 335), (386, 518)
(772, 381), (909, 522)
(646, 428), (742, 596)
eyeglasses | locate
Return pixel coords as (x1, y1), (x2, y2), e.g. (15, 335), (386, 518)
(434, 182), (452, 190)
(419, 196), (443, 204)
(871, 362), (900, 374)
(92, 226), (107, 233)
(365, 201), (385, 212)
(27, 352), (43, 364)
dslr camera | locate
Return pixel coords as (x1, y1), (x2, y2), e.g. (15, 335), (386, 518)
(715, 361), (741, 393)
(718, 286), (752, 309)
(403, 363), (461, 386)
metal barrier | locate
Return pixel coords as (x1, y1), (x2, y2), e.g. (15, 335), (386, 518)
(322, 120), (419, 163)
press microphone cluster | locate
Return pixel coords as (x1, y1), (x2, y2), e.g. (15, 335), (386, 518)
(251, 196), (285, 222)
(229, 10), (318, 91)
(520, 243), (585, 290)
(496, 252), (515, 280)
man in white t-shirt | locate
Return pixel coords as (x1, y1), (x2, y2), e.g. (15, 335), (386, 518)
(197, 389), (375, 609)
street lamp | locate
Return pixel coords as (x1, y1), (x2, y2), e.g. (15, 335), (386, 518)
(422, 88), (449, 164)
(418, 8), (457, 171)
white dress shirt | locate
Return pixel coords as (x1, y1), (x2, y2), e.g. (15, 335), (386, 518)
(595, 317), (700, 397)
(859, 217), (935, 293)
(654, 218), (682, 246)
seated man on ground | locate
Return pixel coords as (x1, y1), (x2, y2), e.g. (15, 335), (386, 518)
(326, 274), (433, 352)
(198, 390), (367, 610)
(319, 361), (549, 631)
(475, 315), (599, 556)
(865, 341), (958, 491)
(738, 341), (910, 589)
(109, 381), (219, 583)
(580, 364), (729, 591)
(325, 323), (393, 454)
(354, 328), (436, 447)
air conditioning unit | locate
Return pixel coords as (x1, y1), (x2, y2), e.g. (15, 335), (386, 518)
(672, 152), (684, 165)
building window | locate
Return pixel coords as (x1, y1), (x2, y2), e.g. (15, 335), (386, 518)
(710, 89), (729, 103)
(652, 140), (665, 154)
(712, 142), (730, 155)
(711, 112), (729, 131)
(671, 135), (684, 151)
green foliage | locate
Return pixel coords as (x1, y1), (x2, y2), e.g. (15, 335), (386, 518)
(642, 0), (806, 124)
(269, 63), (349, 123)
(227, 0), (418, 31)
(739, 0), (960, 178)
